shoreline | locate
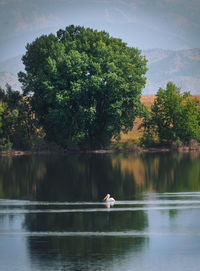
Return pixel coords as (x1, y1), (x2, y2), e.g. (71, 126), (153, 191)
(1, 145), (200, 157)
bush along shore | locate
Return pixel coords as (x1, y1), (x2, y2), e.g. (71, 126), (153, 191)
(1, 138), (200, 157)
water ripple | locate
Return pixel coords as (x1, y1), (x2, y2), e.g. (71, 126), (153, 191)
(1, 230), (200, 237)
(1, 199), (200, 206)
(0, 205), (200, 214)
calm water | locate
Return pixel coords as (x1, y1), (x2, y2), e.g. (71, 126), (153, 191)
(0, 152), (200, 271)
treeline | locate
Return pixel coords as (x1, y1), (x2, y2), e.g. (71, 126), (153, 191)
(0, 81), (200, 152)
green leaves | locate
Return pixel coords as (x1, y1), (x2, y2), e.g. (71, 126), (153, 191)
(141, 82), (200, 145)
(0, 85), (45, 151)
(19, 25), (147, 149)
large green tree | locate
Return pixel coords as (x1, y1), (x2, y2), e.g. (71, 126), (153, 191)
(19, 25), (147, 149)
(141, 82), (200, 145)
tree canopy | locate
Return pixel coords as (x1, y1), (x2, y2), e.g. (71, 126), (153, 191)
(18, 25), (147, 149)
(141, 82), (200, 145)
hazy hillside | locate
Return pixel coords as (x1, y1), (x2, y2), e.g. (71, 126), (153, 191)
(0, 55), (24, 75)
(0, 72), (22, 91)
(143, 48), (200, 95)
(0, 55), (23, 91)
(0, 49), (200, 94)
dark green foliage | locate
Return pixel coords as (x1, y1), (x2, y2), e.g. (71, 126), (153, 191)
(0, 85), (44, 150)
(141, 82), (200, 146)
(19, 25), (147, 149)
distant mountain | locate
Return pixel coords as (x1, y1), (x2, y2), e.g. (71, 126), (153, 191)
(0, 49), (200, 95)
(0, 72), (22, 91)
(143, 48), (200, 95)
(0, 55), (24, 75)
(0, 55), (23, 91)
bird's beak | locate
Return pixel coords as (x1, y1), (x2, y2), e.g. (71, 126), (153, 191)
(103, 195), (108, 201)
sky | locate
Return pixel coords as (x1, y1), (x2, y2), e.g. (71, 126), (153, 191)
(0, 0), (200, 61)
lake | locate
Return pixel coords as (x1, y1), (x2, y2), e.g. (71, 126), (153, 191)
(0, 152), (200, 271)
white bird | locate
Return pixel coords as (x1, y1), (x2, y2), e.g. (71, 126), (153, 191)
(103, 194), (115, 203)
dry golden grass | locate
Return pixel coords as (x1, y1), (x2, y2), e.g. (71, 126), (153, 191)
(194, 96), (200, 102)
(140, 95), (156, 108)
(120, 95), (200, 142)
(120, 95), (155, 142)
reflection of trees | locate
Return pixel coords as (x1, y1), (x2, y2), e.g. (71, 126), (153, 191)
(24, 210), (147, 233)
(112, 155), (145, 187)
(1, 152), (200, 269)
(28, 236), (147, 270)
(0, 154), (148, 267)
(111, 152), (200, 193)
(25, 210), (148, 268)
(25, 154), (146, 202)
(19, 154), (148, 268)
(1, 153), (200, 200)
(141, 153), (200, 192)
(0, 155), (47, 200)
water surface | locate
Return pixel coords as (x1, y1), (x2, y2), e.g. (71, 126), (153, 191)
(0, 152), (200, 271)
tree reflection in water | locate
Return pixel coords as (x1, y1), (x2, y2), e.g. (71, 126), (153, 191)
(0, 152), (200, 270)
(0, 152), (200, 201)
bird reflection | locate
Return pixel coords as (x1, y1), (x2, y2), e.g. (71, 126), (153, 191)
(104, 201), (115, 208)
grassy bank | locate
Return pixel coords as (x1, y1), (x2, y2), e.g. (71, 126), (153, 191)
(112, 95), (200, 152)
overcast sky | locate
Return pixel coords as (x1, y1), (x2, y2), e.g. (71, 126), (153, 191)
(0, 0), (200, 61)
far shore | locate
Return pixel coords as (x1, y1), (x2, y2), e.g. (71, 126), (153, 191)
(1, 95), (200, 157)
(1, 145), (200, 157)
